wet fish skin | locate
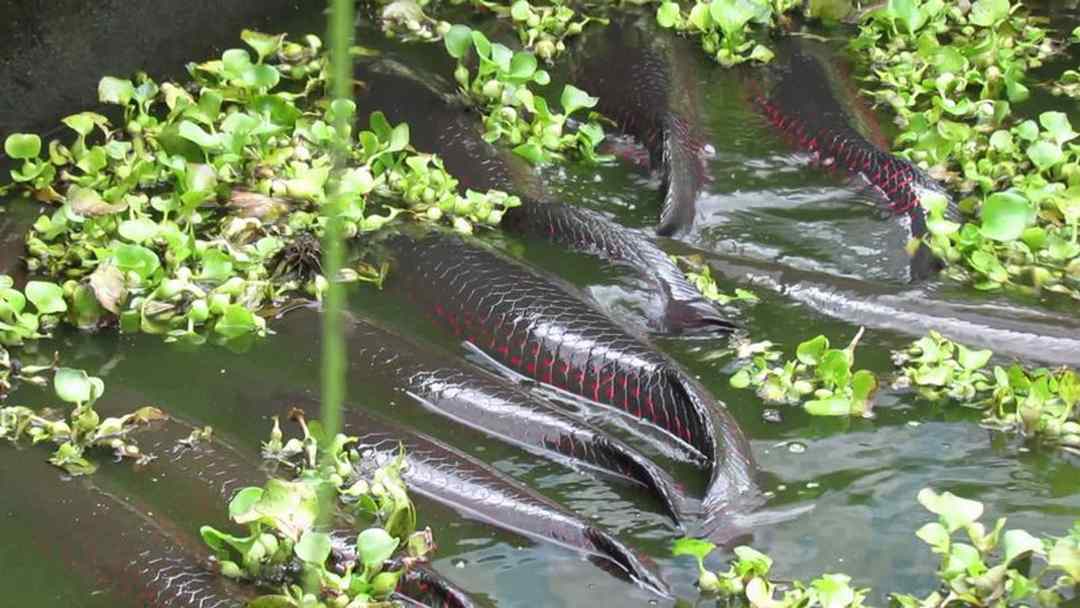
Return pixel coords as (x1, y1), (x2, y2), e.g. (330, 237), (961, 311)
(0, 449), (251, 608)
(270, 306), (688, 525)
(571, 13), (708, 236)
(393, 563), (480, 608)
(358, 60), (734, 335)
(343, 407), (671, 597)
(758, 38), (962, 280)
(383, 230), (758, 515)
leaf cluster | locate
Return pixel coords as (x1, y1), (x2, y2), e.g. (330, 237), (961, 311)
(656, 0), (801, 67)
(729, 330), (879, 417)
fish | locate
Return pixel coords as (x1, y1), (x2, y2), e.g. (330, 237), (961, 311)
(755, 37), (962, 281)
(357, 59), (733, 335)
(96, 411), (480, 608)
(380, 229), (759, 517)
(570, 12), (710, 236)
(339, 404), (671, 597)
(270, 304), (688, 525)
(0, 447), (251, 608)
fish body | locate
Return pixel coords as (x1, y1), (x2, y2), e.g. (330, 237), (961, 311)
(757, 38), (961, 279)
(272, 306), (687, 524)
(571, 13), (709, 236)
(1, 449), (250, 608)
(343, 407), (670, 596)
(358, 60), (732, 334)
(382, 230), (758, 515)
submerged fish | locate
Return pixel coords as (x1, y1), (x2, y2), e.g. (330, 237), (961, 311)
(571, 12), (710, 236)
(1, 447), (251, 608)
(357, 60), (732, 335)
(339, 405), (671, 597)
(381, 229), (759, 517)
(755, 37), (961, 280)
(271, 304), (687, 525)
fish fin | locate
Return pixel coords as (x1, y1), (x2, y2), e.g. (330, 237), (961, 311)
(656, 117), (703, 236)
(584, 527), (671, 598)
(459, 340), (539, 388)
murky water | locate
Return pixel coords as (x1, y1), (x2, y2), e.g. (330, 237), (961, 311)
(2, 5), (1078, 607)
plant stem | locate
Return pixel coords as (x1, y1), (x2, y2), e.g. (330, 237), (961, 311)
(321, 0), (354, 446)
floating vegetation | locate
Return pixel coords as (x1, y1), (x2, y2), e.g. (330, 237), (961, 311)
(675, 256), (759, 305)
(0, 31), (520, 347)
(852, 1), (1080, 299)
(655, 0), (801, 66)
(729, 329), (879, 417)
(893, 331), (1080, 452)
(201, 411), (434, 607)
(0, 367), (165, 475)
(674, 488), (1079, 606)
(443, 24), (610, 165)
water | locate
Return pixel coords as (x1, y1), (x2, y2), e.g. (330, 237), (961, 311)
(1, 6), (1078, 607)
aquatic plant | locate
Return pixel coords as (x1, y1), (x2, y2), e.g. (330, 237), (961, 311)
(370, 0), (602, 60)
(443, 23), (611, 165)
(0, 367), (164, 475)
(0, 30), (520, 346)
(675, 255), (759, 305)
(674, 488), (1079, 606)
(893, 331), (1079, 452)
(200, 412), (434, 607)
(729, 330), (879, 417)
(655, 0), (801, 66)
(851, 1), (1079, 299)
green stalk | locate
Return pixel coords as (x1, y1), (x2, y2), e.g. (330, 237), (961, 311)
(321, 0), (354, 445)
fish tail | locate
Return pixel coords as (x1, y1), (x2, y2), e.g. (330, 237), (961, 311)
(584, 527), (671, 597)
(656, 115), (704, 236)
(395, 563), (478, 608)
(593, 435), (688, 526)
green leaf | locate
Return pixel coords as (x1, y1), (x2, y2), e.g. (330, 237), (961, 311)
(1027, 141), (1063, 172)
(510, 0), (531, 21)
(850, 369), (877, 401)
(113, 244), (161, 279)
(805, 397), (854, 416)
(560, 85), (598, 117)
(178, 120), (222, 150)
(4, 133), (41, 160)
(513, 142), (545, 165)
(812, 573), (856, 608)
(817, 349), (852, 387)
(1003, 529), (1043, 564)
(917, 488), (984, 533)
(733, 545), (773, 575)
(61, 112), (109, 137)
(25, 281), (67, 314)
(710, 0), (756, 36)
(657, 2), (681, 28)
(295, 530), (332, 564)
(388, 123), (410, 152)
(444, 25), (473, 59)
(796, 335), (830, 365)
(228, 487), (264, 520)
(980, 191), (1031, 241)
(54, 368), (94, 404)
(215, 304), (259, 338)
(672, 537), (716, 561)
(1047, 535), (1080, 579)
(509, 52), (537, 80)
(968, 0), (1009, 27)
(889, 0), (927, 35)
(98, 76), (135, 106)
(357, 528), (400, 568)
(241, 30), (285, 62)
(956, 345), (992, 371)
(916, 522), (951, 549)
(730, 369), (751, 389)
(118, 218), (159, 244)
(1039, 111), (1078, 145)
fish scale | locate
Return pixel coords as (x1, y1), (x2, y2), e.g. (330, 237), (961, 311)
(384, 231), (759, 519)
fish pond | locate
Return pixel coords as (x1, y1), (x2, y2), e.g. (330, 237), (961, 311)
(0, 1), (1078, 607)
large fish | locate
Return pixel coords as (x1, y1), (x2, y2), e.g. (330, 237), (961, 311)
(571, 12), (710, 236)
(356, 60), (733, 335)
(270, 305), (687, 525)
(380, 229), (758, 517)
(755, 37), (962, 280)
(338, 405), (671, 597)
(0, 447), (251, 608)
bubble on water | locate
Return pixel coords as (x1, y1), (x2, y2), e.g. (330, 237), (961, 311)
(787, 441), (806, 453)
(453, 559), (467, 569)
(806, 482), (819, 489)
